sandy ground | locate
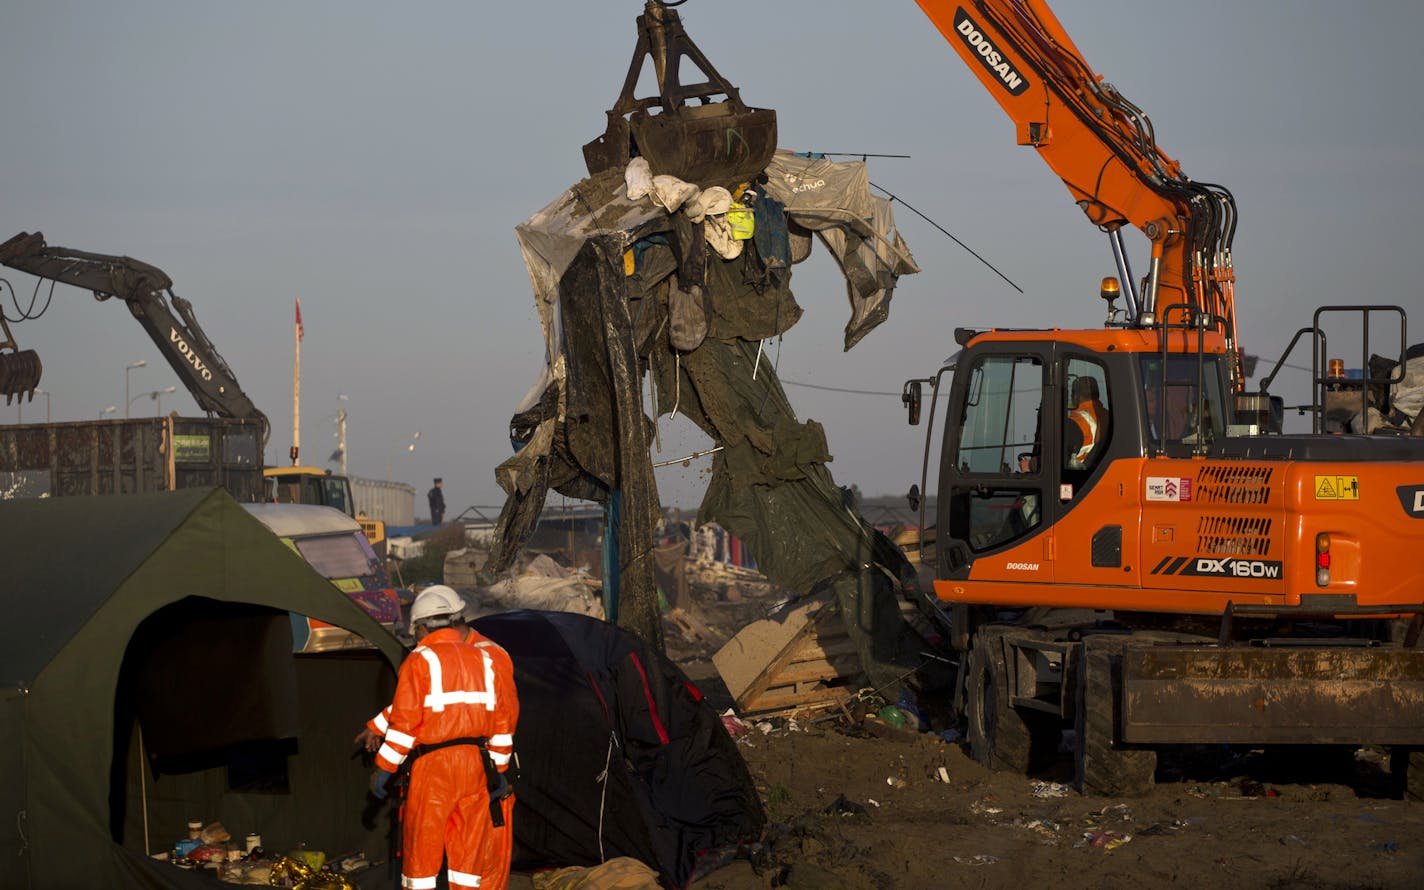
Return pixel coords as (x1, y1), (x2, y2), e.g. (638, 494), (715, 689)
(508, 581), (1424, 890)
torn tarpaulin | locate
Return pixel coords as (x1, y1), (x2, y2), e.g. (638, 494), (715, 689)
(490, 154), (926, 692)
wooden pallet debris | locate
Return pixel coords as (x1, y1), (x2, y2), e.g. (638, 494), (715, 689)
(712, 594), (861, 717)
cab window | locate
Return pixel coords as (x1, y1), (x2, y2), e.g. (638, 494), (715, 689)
(1142, 355), (1227, 448)
(955, 355), (1044, 475)
(322, 477), (352, 516)
(950, 354), (1044, 553)
(293, 532), (376, 580)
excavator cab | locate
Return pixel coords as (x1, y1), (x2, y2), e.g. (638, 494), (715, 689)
(911, 328), (1238, 580)
(265, 466), (354, 516)
(264, 466), (389, 558)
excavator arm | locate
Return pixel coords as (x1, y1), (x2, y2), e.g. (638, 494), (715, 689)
(917, 0), (1242, 385)
(0, 231), (268, 428)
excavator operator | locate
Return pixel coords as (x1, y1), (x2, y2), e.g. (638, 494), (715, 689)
(1065, 376), (1108, 469)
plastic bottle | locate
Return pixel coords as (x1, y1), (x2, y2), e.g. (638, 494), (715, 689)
(174, 820), (204, 858)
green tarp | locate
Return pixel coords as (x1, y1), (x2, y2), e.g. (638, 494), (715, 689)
(0, 488), (404, 889)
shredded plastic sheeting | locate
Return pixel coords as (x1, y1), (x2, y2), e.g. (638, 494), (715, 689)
(490, 154), (927, 691)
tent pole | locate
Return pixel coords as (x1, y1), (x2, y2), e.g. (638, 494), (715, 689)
(138, 726), (150, 856)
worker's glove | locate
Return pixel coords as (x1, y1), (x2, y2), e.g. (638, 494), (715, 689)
(369, 769), (393, 800)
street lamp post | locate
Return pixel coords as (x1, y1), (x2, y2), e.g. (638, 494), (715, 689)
(124, 360), (147, 418)
(129, 386), (177, 417)
(385, 431), (421, 482)
(153, 385), (176, 416)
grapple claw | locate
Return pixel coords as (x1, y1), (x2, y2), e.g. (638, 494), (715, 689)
(0, 348), (43, 405)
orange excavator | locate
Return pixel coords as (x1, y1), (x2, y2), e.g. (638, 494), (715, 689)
(904, 1), (1424, 795)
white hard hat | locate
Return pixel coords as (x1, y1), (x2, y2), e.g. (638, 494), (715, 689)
(410, 585), (464, 627)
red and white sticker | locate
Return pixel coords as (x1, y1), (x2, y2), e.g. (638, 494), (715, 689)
(1146, 476), (1192, 502)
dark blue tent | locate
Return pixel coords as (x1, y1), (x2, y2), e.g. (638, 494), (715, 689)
(474, 610), (763, 888)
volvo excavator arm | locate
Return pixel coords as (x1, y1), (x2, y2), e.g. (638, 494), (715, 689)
(917, 0), (1242, 386)
(0, 231), (268, 429)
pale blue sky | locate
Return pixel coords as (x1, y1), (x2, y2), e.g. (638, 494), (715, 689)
(4, 1), (1421, 513)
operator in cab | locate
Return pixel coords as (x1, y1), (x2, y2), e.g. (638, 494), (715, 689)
(1065, 376), (1108, 469)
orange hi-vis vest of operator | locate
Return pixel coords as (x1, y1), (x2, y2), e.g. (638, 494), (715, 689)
(1068, 398), (1107, 468)
(370, 623), (519, 890)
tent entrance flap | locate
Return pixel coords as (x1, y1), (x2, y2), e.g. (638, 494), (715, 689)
(125, 598), (300, 761)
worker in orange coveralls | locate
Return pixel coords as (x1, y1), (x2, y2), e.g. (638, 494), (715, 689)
(358, 585), (519, 890)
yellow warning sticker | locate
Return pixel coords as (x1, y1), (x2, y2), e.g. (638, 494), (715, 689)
(1314, 475), (1360, 500)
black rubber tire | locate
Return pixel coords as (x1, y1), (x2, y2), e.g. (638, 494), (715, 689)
(1074, 645), (1156, 797)
(966, 630), (1057, 773)
(1390, 748), (1424, 802)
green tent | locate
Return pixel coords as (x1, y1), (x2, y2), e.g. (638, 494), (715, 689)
(0, 488), (405, 889)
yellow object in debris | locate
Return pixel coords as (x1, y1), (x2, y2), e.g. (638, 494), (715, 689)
(623, 248), (636, 277)
(267, 854), (355, 889)
(727, 202), (754, 240)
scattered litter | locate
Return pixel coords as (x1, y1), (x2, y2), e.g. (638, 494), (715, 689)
(786, 718), (802, 733)
(756, 721), (774, 735)
(822, 794), (867, 817)
(969, 799), (1003, 817)
(866, 798), (880, 808)
(1094, 803), (1133, 822)
(1138, 820), (1188, 837)
(935, 766), (950, 784)
(1080, 830), (1132, 851)
(876, 706), (908, 729)
(1030, 780), (1070, 799)
(1279, 834), (1306, 846)
(886, 776), (907, 789)
(895, 692), (928, 731)
(1236, 778), (1280, 798)
(720, 710), (748, 739)
(1021, 819), (1061, 840)
(952, 854), (999, 866)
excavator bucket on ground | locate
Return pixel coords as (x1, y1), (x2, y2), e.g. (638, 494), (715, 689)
(583, 0), (777, 189)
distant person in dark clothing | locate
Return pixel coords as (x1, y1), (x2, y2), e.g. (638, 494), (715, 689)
(428, 478), (446, 525)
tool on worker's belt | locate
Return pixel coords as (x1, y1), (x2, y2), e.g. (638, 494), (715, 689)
(584, 0), (777, 188)
(407, 736), (515, 827)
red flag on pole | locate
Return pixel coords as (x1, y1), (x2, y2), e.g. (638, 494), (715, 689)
(295, 298), (304, 341)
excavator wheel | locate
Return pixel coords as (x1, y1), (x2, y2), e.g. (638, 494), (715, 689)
(1073, 641), (1156, 797)
(1391, 748), (1424, 802)
(965, 627), (1059, 773)
(0, 349), (42, 405)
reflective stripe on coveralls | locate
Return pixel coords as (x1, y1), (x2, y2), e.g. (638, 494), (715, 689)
(1068, 401), (1104, 467)
(373, 627), (520, 890)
